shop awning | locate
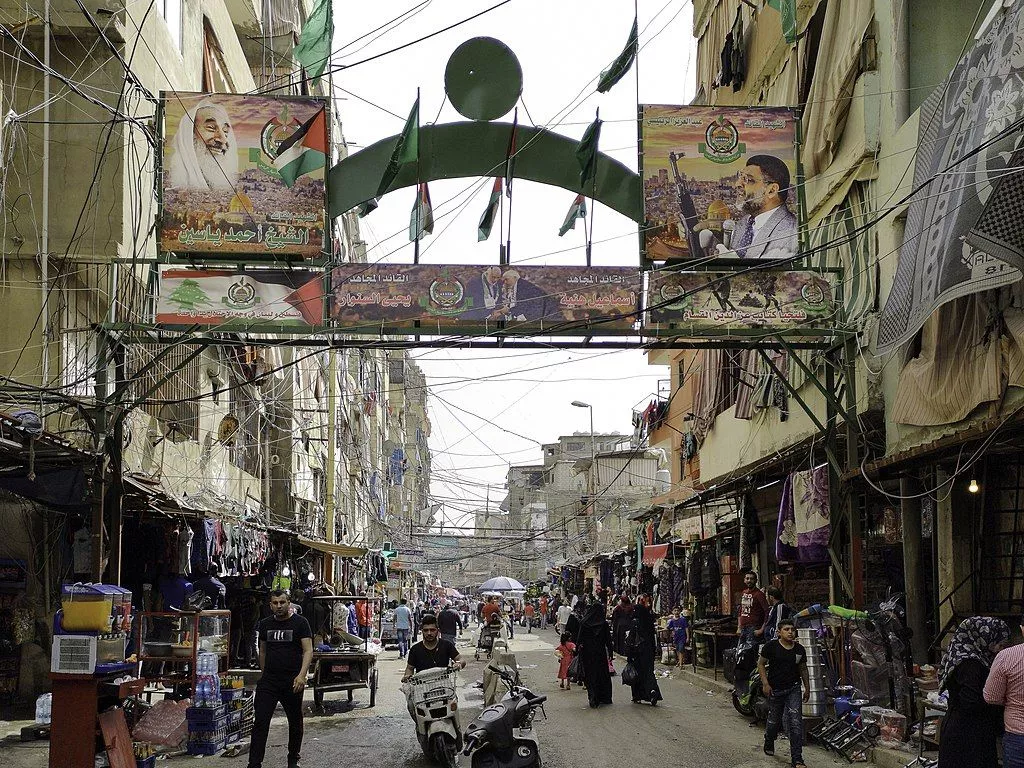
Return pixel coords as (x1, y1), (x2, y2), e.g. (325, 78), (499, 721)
(298, 537), (367, 558)
(642, 543), (669, 567)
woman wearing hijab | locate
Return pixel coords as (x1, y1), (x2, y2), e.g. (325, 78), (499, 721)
(626, 594), (663, 705)
(575, 595), (615, 708)
(937, 616), (1010, 768)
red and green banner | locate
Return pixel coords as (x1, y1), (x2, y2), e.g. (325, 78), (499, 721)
(156, 268), (324, 326)
(331, 264), (640, 332)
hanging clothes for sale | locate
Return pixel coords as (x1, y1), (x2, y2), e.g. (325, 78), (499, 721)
(777, 466), (831, 564)
(730, 7), (746, 92)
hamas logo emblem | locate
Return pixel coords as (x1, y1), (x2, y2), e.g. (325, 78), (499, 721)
(698, 116), (745, 164)
(422, 272), (466, 316)
(222, 278), (260, 310)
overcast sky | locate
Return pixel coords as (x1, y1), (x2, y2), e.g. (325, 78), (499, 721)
(334, 1), (696, 531)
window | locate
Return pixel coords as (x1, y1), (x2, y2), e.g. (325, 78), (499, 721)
(157, 0), (182, 52)
(202, 19), (235, 93)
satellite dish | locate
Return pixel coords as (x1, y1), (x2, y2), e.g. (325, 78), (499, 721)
(157, 403), (192, 444)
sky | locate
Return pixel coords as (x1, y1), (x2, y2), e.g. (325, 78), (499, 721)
(333, 1), (697, 531)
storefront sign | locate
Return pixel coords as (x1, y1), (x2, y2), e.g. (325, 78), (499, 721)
(159, 92), (327, 258)
(640, 105), (800, 262)
(155, 268), (324, 326)
(330, 264), (640, 332)
(646, 270), (835, 331)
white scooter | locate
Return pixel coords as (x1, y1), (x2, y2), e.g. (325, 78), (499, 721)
(404, 666), (462, 768)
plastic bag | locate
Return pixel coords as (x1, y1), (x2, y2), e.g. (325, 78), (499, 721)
(567, 655), (582, 682)
(621, 661), (639, 686)
(131, 698), (190, 747)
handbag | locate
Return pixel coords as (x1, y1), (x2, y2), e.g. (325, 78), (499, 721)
(621, 661), (639, 686)
(567, 654), (582, 682)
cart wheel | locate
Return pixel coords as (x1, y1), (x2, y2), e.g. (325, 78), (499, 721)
(369, 669), (378, 708)
(313, 688), (324, 710)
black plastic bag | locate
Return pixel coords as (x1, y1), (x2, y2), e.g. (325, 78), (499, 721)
(621, 661), (639, 686)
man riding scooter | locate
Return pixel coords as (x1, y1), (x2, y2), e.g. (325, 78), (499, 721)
(402, 613), (466, 767)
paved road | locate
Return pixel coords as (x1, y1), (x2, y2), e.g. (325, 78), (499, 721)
(0, 625), (857, 768)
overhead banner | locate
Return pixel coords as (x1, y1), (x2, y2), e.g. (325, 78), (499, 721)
(330, 264), (640, 332)
(640, 105), (800, 262)
(160, 92), (327, 258)
(156, 268), (324, 326)
(877, 5), (1024, 353)
(646, 270), (835, 332)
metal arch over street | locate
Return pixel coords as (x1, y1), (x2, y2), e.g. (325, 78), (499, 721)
(327, 121), (643, 223)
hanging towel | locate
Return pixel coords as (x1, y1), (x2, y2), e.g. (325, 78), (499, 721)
(777, 467), (830, 564)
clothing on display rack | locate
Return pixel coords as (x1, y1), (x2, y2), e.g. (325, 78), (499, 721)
(777, 466), (831, 564)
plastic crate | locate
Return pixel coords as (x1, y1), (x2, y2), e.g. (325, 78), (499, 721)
(135, 757), (156, 768)
(226, 731), (240, 745)
(186, 738), (226, 756)
(221, 687), (246, 702)
(227, 710), (241, 731)
(186, 704), (226, 724)
(187, 714), (228, 743)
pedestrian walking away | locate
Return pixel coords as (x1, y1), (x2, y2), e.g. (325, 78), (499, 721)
(985, 613), (1024, 767)
(556, 602), (572, 635)
(611, 594), (634, 656)
(395, 598), (413, 659)
(626, 594), (662, 705)
(524, 601), (536, 633)
(758, 618), (809, 768)
(248, 589), (313, 768)
(575, 595), (614, 708)
(438, 602), (463, 646)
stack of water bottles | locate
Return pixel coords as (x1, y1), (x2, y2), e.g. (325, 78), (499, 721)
(194, 652), (222, 707)
(186, 652), (228, 755)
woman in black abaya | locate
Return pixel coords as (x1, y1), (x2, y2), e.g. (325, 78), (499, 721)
(627, 594), (663, 705)
(575, 598), (614, 708)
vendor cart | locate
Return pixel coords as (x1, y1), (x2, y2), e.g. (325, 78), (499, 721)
(309, 595), (382, 710)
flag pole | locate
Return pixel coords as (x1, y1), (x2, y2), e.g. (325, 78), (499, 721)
(504, 107), (517, 267)
(586, 107), (599, 267)
(414, 87), (421, 264)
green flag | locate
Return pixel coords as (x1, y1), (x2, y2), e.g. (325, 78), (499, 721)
(575, 116), (602, 186)
(478, 177), (503, 241)
(377, 96), (419, 198)
(409, 182), (434, 241)
(356, 198), (378, 217)
(293, 0), (333, 85)
(596, 17), (638, 94)
(767, 0), (797, 44)
(558, 194), (587, 237)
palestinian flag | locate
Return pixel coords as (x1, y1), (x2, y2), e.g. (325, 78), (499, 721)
(478, 177), (503, 241)
(558, 194), (586, 237)
(274, 108), (327, 187)
(409, 182), (434, 241)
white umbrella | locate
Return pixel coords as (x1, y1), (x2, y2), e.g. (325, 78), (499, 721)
(479, 576), (525, 592)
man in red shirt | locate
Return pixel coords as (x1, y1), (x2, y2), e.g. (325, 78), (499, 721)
(737, 570), (769, 649)
(481, 596), (500, 625)
(355, 599), (371, 640)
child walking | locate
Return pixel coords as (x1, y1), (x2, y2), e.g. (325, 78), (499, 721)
(556, 632), (576, 690)
(667, 606), (689, 669)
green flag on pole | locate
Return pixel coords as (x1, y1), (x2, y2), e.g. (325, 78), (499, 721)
(767, 0), (798, 44)
(558, 194), (587, 237)
(293, 0), (333, 85)
(409, 182), (434, 241)
(478, 177), (503, 242)
(377, 96), (419, 198)
(596, 17), (638, 93)
(575, 115), (602, 186)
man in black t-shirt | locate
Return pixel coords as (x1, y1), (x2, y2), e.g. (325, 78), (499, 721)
(249, 589), (313, 768)
(757, 618), (810, 768)
(437, 603), (463, 646)
(402, 613), (465, 682)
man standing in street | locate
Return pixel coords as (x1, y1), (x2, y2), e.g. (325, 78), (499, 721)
(556, 600), (572, 635)
(249, 589), (313, 768)
(539, 596), (549, 630)
(984, 613), (1024, 766)
(438, 601), (463, 646)
(395, 598), (413, 659)
(737, 570), (769, 650)
(524, 601), (536, 634)
(482, 596), (500, 625)
(402, 614), (466, 681)
(759, 586), (792, 643)
(758, 618), (809, 768)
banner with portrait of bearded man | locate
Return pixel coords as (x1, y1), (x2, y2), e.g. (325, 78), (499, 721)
(168, 99), (239, 190)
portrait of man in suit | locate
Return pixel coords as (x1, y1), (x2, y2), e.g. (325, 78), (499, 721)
(698, 154), (798, 261)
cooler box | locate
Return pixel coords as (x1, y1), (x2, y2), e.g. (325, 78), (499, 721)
(60, 584), (113, 632)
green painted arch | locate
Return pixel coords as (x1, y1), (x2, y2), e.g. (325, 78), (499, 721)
(327, 121), (643, 223)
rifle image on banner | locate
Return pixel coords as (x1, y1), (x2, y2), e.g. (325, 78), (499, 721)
(668, 151), (704, 259)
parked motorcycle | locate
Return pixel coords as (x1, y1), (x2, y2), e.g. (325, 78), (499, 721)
(404, 666), (462, 768)
(731, 643), (770, 721)
(463, 665), (547, 768)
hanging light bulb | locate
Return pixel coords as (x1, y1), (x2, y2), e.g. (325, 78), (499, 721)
(282, 565), (291, 576)
(968, 478), (980, 494)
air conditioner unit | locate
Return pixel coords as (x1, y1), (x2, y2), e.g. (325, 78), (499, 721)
(51, 635), (97, 674)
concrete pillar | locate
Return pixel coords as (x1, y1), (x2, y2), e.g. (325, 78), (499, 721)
(900, 476), (929, 662)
